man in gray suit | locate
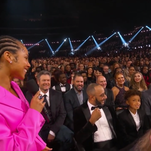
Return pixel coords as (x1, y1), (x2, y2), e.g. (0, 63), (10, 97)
(64, 73), (88, 130)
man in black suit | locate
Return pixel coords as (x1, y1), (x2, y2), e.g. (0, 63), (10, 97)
(73, 83), (118, 151)
(64, 73), (88, 130)
(27, 70), (73, 151)
(52, 72), (72, 96)
(96, 75), (115, 107)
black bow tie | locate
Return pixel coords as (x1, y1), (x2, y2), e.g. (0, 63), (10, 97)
(61, 84), (66, 87)
(91, 105), (103, 110)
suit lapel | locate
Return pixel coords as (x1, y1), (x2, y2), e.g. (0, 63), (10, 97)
(127, 110), (137, 129)
(81, 102), (91, 121)
(49, 89), (55, 119)
(138, 109), (143, 128)
(72, 89), (80, 106)
(103, 106), (116, 137)
(83, 90), (87, 103)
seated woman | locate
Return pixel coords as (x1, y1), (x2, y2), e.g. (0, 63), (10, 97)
(108, 67), (129, 89)
(130, 71), (147, 92)
(86, 67), (95, 84)
(112, 72), (129, 110)
(117, 90), (150, 149)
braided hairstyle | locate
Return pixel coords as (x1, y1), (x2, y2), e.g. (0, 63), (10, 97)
(0, 35), (21, 59)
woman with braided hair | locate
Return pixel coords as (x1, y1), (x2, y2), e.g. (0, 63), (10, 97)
(0, 36), (51, 151)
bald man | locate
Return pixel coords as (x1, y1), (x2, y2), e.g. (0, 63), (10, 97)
(73, 83), (118, 151)
(96, 75), (114, 107)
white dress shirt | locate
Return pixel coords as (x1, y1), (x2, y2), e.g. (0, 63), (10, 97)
(129, 110), (140, 131)
(39, 89), (50, 106)
(39, 89), (55, 136)
(87, 101), (113, 142)
(52, 83), (73, 92)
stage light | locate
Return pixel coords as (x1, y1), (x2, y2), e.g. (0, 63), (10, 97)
(64, 38), (67, 42)
(54, 39), (67, 55)
(45, 39), (54, 55)
(27, 39), (44, 50)
(75, 36), (91, 51)
(20, 39), (24, 44)
(70, 52), (74, 55)
(146, 26), (151, 31)
(97, 47), (101, 50)
(91, 36), (100, 49)
(85, 32), (116, 56)
(68, 38), (74, 55)
(117, 32), (128, 47)
(129, 27), (144, 43)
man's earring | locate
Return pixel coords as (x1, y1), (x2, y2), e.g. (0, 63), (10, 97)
(10, 61), (12, 64)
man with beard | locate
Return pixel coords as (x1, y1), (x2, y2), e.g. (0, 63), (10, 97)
(64, 73), (88, 131)
(73, 83), (118, 151)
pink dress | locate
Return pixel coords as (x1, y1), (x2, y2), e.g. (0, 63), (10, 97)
(0, 81), (46, 151)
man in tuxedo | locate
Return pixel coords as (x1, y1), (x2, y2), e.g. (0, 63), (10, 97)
(64, 73), (88, 130)
(73, 83), (118, 151)
(52, 72), (72, 96)
(29, 70), (73, 151)
(96, 75), (115, 107)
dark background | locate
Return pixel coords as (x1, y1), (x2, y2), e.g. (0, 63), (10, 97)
(0, 0), (151, 41)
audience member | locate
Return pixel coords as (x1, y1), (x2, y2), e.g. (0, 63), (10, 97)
(64, 73), (88, 130)
(96, 75), (115, 107)
(112, 72), (129, 110)
(117, 89), (150, 149)
(73, 83), (118, 151)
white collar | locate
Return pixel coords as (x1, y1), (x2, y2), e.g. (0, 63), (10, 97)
(87, 100), (97, 111)
(39, 89), (49, 96)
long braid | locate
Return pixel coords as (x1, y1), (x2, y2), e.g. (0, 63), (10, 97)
(0, 36), (20, 58)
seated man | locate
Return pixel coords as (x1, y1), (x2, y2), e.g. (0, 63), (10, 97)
(52, 72), (72, 96)
(64, 73), (88, 130)
(27, 70), (73, 151)
(96, 75), (115, 107)
(73, 83), (118, 151)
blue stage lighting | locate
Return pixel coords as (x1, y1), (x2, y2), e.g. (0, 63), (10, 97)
(146, 26), (151, 31)
(97, 47), (101, 50)
(20, 39), (24, 44)
(129, 27), (144, 43)
(54, 39), (67, 55)
(64, 38), (67, 42)
(45, 39), (54, 55)
(75, 36), (91, 51)
(91, 35), (100, 49)
(117, 32), (128, 47)
(85, 32), (116, 56)
(27, 39), (44, 50)
(68, 38), (74, 54)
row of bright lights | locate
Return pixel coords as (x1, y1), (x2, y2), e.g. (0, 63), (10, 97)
(21, 25), (151, 56)
(21, 28), (150, 46)
(133, 45), (151, 49)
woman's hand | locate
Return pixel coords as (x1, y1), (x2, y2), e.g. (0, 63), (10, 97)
(30, 91), (45, 113)
(42, 146), (52, 151)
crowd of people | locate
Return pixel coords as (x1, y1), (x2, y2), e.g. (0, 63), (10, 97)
(14, 48), (151, 150)
(1, 35), (151, 151)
